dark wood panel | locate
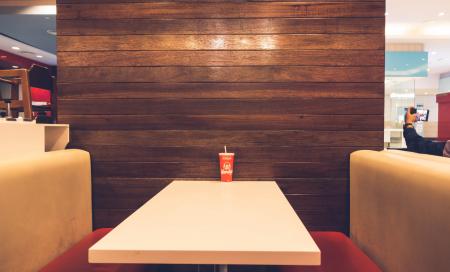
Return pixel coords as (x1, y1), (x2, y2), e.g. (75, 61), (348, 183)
(60, 114), (383, 131)
(92, 177), (348, 195)
(93, 208), (346, 232)
(58, 66), (384, 83)
(76, 146), (367, 163)
(58, 34), (384, 51)
(57, 18), (385, 35)
(57, 0), (385, 234)
(71, 130), (383, 147)
(58, 98), (383, 115)
(60, 0), (383, 4)
(58, 2), (385, 20)
(295, 210), (347, 228)
(58, 50), (384, 67)
(92, 161), (348, 179)
(58, 82), (384, 99)
(92, 178), (348, 209)
(58, 82), (385, 99)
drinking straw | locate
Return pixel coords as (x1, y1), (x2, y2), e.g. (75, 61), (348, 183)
(224, 145), (227, 153)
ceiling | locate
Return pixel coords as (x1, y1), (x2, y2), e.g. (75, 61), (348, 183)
(0, 34), (56, 66)
(387, 0), (450, 75)
(0, 15), (56, 54)
(0, 2), (56, 66)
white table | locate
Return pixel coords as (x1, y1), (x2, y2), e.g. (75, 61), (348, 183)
(0, 120), (69, 161)
(89, 180), (321, 270)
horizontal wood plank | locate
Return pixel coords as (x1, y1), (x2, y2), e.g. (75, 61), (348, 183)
(57, 18), (385, 35)
(93, 208), (347, 232)
(73, 146), (371, 163)
(58, 50), (384, 67)
(92, 177), (348, 195)
(58, 66), (384, 83)
(58, 2), (385, 20)
(60, 0), (383, 3)
(58, 82), (385, 99)
(58, 34), (384, 51)
(70, 130), (383, 147)
(58, 98), (383, 115)
(92, 161), (348, 179)
(59, 114), (383, 131)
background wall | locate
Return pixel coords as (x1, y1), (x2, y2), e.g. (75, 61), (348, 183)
(57, 0), (385, 233)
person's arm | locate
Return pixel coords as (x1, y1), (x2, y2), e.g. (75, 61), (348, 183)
(403, 107), (445, 156)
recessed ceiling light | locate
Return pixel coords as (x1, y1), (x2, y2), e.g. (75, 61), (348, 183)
(431, 51), (437, 55)
(11, 46), (20, 50)
(385, 12), (389, 16)
(427, 68), (431, 72)
(438, 12), (445, 17)
(12, 65), (19, 69)
(19, 5), (56, 15)
(36, 55), (43, 58)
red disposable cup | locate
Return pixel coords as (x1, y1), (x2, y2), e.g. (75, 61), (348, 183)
(219, 152), (235, 182)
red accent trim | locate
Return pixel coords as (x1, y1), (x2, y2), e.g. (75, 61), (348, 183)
(437, 92), (450, 141)
(0, 49), (50, 70)
(39, 228), (149, 272)
(436, 92), (450, 103)
(31, 87), (51, 103)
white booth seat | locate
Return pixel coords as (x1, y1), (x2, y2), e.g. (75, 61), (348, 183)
(0, 149), (92, 272)
(350, 150), (450, 272)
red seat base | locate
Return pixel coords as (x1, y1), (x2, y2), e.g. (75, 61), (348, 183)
(40, 228), (149, 272)
(279, 232), (381, 272)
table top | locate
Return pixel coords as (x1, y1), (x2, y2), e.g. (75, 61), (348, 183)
(89, 180), (320, 266)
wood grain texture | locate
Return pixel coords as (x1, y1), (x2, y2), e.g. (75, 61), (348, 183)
(56, 0), (385, 233)
(70, 146), (375, 164)
(58, 82), (385, 99)
(58, 98), (383, 115)
(59, 114), (383, 130)
(70, 130), (382, 147)
(60, 0), (383, 3)
(58, 66), (384, 83)
(58, 50), (384, 67)
(57, 18), (385, 35)
(58, 2), (384, 19)
(58, 34), (384, 51)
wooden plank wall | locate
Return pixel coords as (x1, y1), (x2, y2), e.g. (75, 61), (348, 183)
(56, 0), (385, 233)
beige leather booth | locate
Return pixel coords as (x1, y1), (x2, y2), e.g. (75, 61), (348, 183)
(0, 150), (92, 272)
(350, 150), (450, 272)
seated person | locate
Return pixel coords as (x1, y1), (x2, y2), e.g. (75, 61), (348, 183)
(404, 107), (450, 157)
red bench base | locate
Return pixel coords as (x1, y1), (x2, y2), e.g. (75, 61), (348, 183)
(40, 228), (150, 272)
(40, 230), (380, 272)
(279, 232), (381, 272)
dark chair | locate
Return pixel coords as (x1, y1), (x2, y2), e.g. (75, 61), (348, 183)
(28, 64), (57, 123)
(0, 68), (33, 120)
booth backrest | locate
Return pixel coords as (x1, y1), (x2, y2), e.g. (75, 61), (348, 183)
(0, 149), (92, 272)
(350, 150), (450, 272)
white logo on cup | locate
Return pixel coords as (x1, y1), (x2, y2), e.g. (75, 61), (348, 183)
(221, 162), (233, 174)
